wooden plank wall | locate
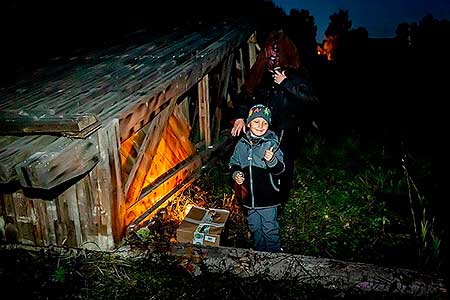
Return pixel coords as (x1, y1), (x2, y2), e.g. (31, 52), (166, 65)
(0, 120), (122, 249)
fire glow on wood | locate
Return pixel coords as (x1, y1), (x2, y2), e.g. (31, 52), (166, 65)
(120, 104), (199, 227)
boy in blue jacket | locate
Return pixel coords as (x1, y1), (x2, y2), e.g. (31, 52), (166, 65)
(229, 104), (285, 252)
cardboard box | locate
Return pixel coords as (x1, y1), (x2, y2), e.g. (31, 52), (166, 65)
(176, 206), (230, 247)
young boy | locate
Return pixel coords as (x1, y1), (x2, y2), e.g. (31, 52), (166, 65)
(229, 104), (285, 252)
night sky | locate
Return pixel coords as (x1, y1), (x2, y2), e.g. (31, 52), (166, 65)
(273, 0), (450, 41)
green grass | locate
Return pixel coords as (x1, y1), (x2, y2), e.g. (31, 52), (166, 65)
(279, 131), (445, 273)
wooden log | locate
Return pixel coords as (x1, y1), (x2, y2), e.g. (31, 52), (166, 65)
(0, 243), (445, 299)
(64, 184), (82, 247)
(75, 175), (90, 243)
(15, 134), (100, 189)
(0, 110), (98, 134)
(54, 186), (77, 247)
(62, 121), (101, 139)
(11, 191), (35, 245)
(169, 243), (448, 299)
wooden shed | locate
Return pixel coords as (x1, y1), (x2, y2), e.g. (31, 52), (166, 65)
(0, 19), (257, 250)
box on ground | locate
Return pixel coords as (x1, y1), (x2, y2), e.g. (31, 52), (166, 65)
(176, 206), (230, 247)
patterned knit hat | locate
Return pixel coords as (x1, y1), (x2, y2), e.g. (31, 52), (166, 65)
(246, 104), (272, 125)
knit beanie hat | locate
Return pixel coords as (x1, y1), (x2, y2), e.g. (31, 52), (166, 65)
(246, 104), (272, 125)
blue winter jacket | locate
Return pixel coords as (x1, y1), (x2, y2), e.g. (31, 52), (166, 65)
(229, 130), (285, 208)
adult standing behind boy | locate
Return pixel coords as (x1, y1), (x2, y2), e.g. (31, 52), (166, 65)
(230, 29), (318, 204)
(229, 104), (285, 252)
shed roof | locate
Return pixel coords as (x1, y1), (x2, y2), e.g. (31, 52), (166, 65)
(0, 18), (253, 189)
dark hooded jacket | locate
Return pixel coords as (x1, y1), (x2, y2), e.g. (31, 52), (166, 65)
(229, 130), (285, 208)
(235, 67), (317, 140)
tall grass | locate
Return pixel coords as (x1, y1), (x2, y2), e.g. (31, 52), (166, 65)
(280, 131), (445, 273)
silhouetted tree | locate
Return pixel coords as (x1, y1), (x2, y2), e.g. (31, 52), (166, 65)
(323, 9), (353, 61)
(284, 8), (318, 70)
(325, 9), (352, 37)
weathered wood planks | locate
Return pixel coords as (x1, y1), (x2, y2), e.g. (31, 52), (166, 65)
(0, 121), (122, 249)
(15, 134), (100, 189)
(0, 135), (58, 183)
(0, 110), (98, 134)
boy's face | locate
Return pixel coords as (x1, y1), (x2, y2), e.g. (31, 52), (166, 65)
(248, 117), (269, 136)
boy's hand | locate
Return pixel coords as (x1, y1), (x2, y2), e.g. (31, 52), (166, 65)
(233, 171), (245, 185)
(264, 147), (274, 162)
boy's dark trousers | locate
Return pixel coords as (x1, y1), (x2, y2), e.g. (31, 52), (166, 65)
(247, 207), (280, 252)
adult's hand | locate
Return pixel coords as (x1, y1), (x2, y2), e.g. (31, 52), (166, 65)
(273, 69), (287, 85)
(231, 118), (246, 136)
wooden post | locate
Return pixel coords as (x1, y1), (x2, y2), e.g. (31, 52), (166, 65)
(96, 119), (125, 247)
(197, 75), (211, 147)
